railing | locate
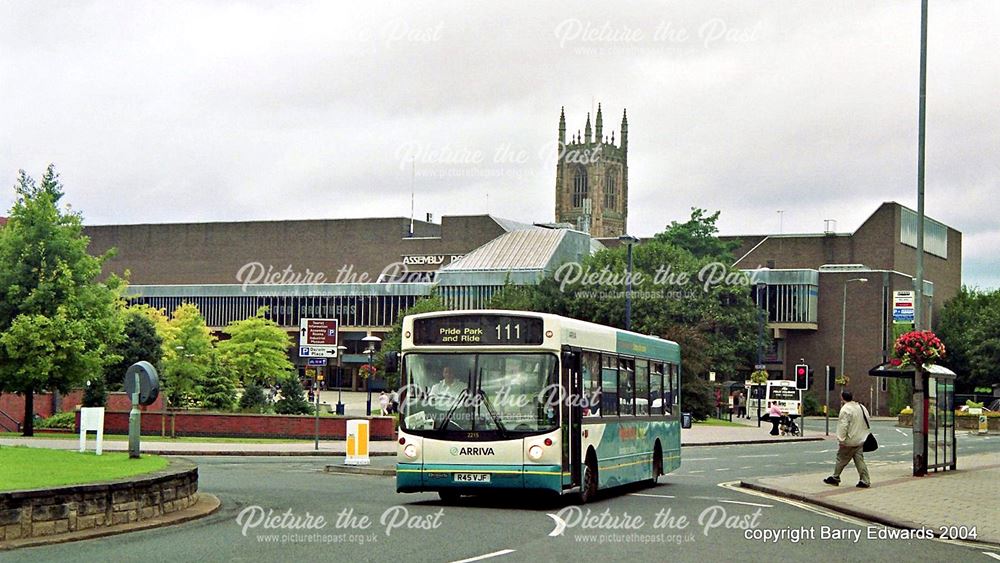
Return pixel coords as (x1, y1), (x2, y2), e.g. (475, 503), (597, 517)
(0, 407), (21, 433)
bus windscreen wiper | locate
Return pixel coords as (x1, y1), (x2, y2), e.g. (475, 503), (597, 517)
(477, 388), (507, 437)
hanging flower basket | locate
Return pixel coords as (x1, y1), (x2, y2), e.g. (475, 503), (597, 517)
(749, 369), (769, 385)
(893, 330), (946, 368)
(835, 374), (850, 386)
(359, 364), (377, 379)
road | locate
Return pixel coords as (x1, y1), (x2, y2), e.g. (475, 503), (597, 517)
(6, 421), (999, 562)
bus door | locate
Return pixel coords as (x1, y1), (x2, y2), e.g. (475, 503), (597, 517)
(561, 347), (583, 488)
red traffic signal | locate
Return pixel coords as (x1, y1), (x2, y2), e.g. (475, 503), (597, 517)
(795, 364), (809, 389)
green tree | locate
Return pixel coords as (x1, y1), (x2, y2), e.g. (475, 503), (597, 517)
(937, 286), (1000, 393)
(217, 307), (294, 387)
(0, 166), (126, 435)
(655, 208), (740, 261)
(104, 306), (164, 390)
(238, 382), (269, 413)
(376, 296), (448, 387)
(82, 376), (107, 408)
(274, 374), (312, 415)
(160, 303), (215, 408)
(200, 356), (237, 411)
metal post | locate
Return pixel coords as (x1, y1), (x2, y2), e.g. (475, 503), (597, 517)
(314, 379), (320, 451)
(825, 366), (831, 436)
(914, 0), (928, 332)
(913, 368), (927, 476)
(366, 349), (373, 417)
(625, 242), (633, 331)
(128, 372), (141, 459)
(756, 283), (764, 428)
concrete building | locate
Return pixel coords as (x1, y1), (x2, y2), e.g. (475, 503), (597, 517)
(724, 202), (961, 414)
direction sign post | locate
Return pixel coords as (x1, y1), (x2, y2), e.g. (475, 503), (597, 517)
(299, 319), (339, 358)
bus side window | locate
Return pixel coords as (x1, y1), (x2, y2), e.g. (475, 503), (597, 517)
(618, 358), (634, 417)
(601, 354), (618, 416)
(651, 362), (663, 415)
(581, 351), (601, 416)
(635, 360), (649, 416)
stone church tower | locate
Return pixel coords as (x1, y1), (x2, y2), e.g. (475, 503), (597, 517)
(554, 104), (628, 237)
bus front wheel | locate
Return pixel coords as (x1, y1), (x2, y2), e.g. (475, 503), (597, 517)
(438, 490), (460, 503)
(651, 444), (663, 485)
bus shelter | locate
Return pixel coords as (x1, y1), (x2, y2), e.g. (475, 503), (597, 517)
(868, 362), (957, 475)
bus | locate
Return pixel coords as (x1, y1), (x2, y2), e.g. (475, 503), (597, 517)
(388, 310), (682, 503)
(744, 379), (802, 417)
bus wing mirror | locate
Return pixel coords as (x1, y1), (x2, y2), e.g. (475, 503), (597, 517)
(561, 350), (576, 366)
(385, 351), (399, 373)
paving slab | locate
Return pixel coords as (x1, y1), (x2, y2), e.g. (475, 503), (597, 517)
(741, 452), (1000, 547)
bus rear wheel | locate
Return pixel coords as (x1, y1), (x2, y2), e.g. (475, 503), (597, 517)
(651, 445), (663, 485)
(579, 460), (598, 504)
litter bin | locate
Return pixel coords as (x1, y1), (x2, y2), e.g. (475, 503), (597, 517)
(335, 403), (346, 415)
(681, 412), (692, 429)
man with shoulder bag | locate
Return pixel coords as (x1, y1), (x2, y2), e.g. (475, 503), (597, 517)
(823, 390), (874, 488)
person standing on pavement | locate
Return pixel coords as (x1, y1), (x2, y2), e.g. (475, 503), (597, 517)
(824, 390), (872, 488)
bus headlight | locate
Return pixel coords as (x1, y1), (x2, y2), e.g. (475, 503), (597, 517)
(528, 445), (543, 460)
(403, 444), (417, 459)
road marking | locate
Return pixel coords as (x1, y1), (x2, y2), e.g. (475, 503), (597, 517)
(737, 454), (780, 458)
(546, 513), (567, 537)
(719, 499), (773, 508)
(685, 457), (717, 461)
(451, 549), (516, 563)
(688, 470), (705, 474)
(895, 428), (908, 435)
(630, 493), (676, 499)
(740, 466), (753, 469)
(715, 468), (731, 471)
(982, 552), (1000, 561)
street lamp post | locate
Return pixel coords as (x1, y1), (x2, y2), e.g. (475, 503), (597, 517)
(834, 277), (869, 434)
(755, 283), (766, 427)
(335, 345), (347, 416)
(618, 234), (640, 331)
(362, 335), (381, 417)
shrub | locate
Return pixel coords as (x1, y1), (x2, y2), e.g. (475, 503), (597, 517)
(274, 376), (313, 415)
(238, 383), (269, 413)
(36, 411), (76, 429)
(681, 376), (714, 421)
(82, 378), (107, 408)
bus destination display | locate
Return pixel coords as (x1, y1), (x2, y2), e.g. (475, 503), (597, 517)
(770, 386), (799, 401)
(413, 315), (544, 346)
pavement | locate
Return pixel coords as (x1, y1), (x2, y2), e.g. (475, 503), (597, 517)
(0, 420), (821, 455)
(741, 452), (1000, 547)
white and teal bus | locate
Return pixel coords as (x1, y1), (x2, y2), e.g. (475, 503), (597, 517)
(387, 310), (681, 503)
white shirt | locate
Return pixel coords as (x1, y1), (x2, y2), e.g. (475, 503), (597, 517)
(837, 401), (871, 447)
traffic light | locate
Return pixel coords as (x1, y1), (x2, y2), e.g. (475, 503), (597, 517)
(795, 364), (809, 389)
(827, 366), (837, 391)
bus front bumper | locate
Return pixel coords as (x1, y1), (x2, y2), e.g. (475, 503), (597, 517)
(396, 463), (564, 494)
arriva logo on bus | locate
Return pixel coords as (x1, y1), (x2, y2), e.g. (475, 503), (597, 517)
(450, 447), (496, 456)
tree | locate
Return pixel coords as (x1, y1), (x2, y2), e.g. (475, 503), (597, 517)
(376, 296), (447, 387)
(238, 382), (269, 413)
(200, 356), (237, 411)
(937, 287), (1000, 393)
(274, 374), (312, 415)
(217, 307), (294, 387)
(655, 208), (740, 261)
(160, 303), (215, 408)
(104, 306), (164, 390)
(82, 377), (107, 408)
(0, 166), (126, 435)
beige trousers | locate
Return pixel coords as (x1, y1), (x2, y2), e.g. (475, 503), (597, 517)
(832, 444), (870, 485)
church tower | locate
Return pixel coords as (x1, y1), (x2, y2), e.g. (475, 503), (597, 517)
(554, 104), (628, 238)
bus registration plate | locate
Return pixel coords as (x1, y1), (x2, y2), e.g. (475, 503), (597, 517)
(453, 473), (490, 483)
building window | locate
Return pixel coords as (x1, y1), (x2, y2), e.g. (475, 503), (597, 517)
(604, 169), (617, 209)
(572, 166), (588, 208)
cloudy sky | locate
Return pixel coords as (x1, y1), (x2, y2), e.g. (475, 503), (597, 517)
(1, 1), (997, 288)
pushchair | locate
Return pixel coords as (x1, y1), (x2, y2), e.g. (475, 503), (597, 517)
(779, 415), (800, 436)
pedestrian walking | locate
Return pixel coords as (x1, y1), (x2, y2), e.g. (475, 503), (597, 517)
(824, 390), (872, 488)
(378, 390), (390, 415)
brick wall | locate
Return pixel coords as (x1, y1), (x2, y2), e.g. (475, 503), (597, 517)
(0, 459), (198, 544)
(0, 392), (164, 428)
(77, 410), (394, 440)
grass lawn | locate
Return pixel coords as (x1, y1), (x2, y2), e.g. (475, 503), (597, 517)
(0, 432), (310, 444)
(0, 446), (169, 492)
(693, 418), (747, 428)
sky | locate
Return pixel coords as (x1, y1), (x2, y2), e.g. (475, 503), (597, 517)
(1, 1), (997, 288)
